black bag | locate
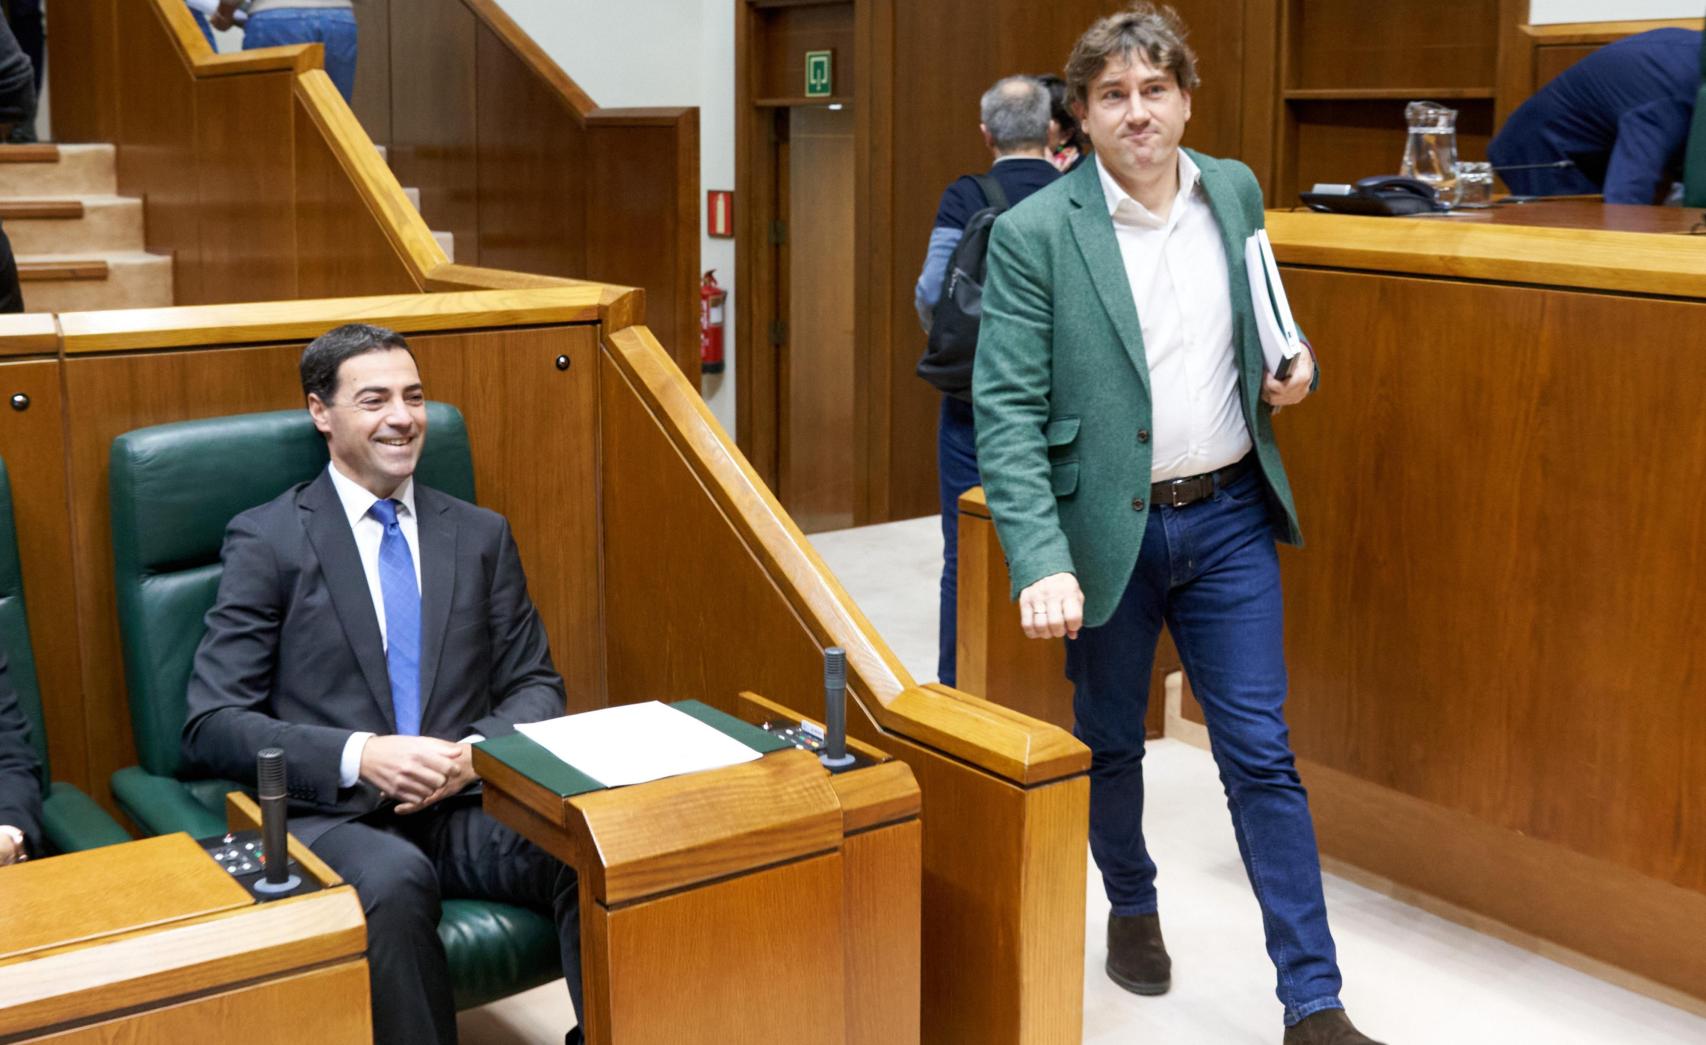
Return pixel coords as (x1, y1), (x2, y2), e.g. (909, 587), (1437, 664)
(918, 174), (1009, 402)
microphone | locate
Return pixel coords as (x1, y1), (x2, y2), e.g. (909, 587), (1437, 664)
(1489, 159), (1575, 173)
(253, 747), (301, 894)
(819, 647), (855, 770)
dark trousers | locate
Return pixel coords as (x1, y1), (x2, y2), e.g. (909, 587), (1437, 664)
(315, 795), (581, 1045)
(935, 395), (979, 686)
(1066, 467), (1342, 1025)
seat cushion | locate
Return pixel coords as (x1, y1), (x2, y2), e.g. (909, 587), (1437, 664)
(439, 899), (563, 1011)
(110, 766), (231, 839)
(42, 781), (132, 853)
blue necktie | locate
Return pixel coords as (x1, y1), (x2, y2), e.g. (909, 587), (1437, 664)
(369, 498), (421, 736)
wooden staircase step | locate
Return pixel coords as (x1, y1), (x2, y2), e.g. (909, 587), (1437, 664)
(18, 259), (109, 281)
(0, 145), (60, 164)
(0, 199), (86, 220)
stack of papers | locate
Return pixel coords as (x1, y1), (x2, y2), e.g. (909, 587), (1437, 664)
(1243, 229), (1304, 377)
(515, 701), (762, 788)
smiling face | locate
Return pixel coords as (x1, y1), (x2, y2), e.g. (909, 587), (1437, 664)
(307, 348), (426, 499)
(1075, 51), (1191, 196)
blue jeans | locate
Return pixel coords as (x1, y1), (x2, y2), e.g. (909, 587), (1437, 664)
(936, 396), (979, 686)
(1066, 466), (1343, 1025)
(189, 8), (216, 49)
(243, 9), (358, 102)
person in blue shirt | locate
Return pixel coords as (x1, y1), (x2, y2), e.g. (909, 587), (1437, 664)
(1490, 28), (1702, 204)
(914, 75), (1059, 688)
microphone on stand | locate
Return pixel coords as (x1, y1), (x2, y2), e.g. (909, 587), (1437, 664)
(819, 647), (856, 770)
(253, 747), (302, 894)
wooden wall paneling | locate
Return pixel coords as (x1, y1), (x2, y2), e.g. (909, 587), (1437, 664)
(1284, 98), (1494, 199)
(291, 94), (421, 298)
(44, 0), (121, 143)
(1275, 267), (1706, 893)
(114, 0), (203, 304)
(1492, 0), (1534, 126)
(839, 818), (922, 1045)
(755, 2), (857, 102)
(1169, 0), (1248, 162)
(1239, 0), (1283, 195)
(62, 345), (308, 809)
(851, 0), (894, 523)
(389, 0), (481, 268)
(350, 0), (394, 144)
(193, 72), (299, 305)
(1288, 0), (1500, 93)
(472, 22), (586, 285)
(407, 327), (606, 712)
(783, 104), (855, 532)
(735, 0), (781, 489)
(0, 359), (84, 790)
(585, 109), (702, 388)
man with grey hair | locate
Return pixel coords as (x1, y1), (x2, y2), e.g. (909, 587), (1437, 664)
(914, 74), (1060, 689)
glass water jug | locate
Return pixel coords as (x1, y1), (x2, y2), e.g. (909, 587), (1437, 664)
(1400, 101), (1459, 203)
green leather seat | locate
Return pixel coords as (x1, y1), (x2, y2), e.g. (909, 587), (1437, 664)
(1687, 18), (1706, 206)
(108, 405), (560, 1010)
(0, 457), (131, 854)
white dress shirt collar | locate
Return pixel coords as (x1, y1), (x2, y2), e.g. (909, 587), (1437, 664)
(326, 461), (416, 527)
(1096, 150), (1203, 230)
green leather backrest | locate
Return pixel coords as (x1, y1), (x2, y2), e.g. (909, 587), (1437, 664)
(109, 404), (475, 777)
(0, 457), (49, 783)
(1688, 27), (1706, 206)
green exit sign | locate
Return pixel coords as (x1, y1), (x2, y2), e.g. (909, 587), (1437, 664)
(805, 50), (833, 98)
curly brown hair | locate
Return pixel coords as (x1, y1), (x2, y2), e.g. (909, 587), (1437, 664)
(1064, 3), (1200, 107)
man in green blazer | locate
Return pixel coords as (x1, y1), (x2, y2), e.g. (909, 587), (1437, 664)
(973, 7), (1378, 1044)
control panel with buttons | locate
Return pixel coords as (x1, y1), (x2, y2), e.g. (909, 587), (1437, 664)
(757, 719), (876, 774)
(197, 829), (322, 901)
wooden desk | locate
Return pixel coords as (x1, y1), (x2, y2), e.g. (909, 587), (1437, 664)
(473, 701), (922, 1045)
(0, 807), (368, 1042)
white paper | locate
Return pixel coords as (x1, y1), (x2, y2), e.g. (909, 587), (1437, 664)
(1243, 229), (1303, 376)
(515, 701), (762, 788)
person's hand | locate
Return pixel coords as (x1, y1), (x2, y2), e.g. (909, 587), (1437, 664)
(1261, 345), (1315, 414)
(1018, 572), (1084, 640)
(0, 830), (16, 867)
(210, 1), (239, 31)
(359, 735), (468, 812)
(394, 742), (479, 815)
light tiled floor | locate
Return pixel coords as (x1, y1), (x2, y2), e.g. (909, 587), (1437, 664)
(463, 515), (1706, 1043)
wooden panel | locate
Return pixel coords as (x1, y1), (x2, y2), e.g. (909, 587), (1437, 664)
(408, 327), (606, 710)
(389, 0), (481, 268)
(585, 111), (702, 388)
(1304, 755), (1706, 1000)
(29, 961), (371, 1045)
(592, 853), (848, 1045)
(350, 0), (393, 143)
(115, 0), (202, 305)
(784, 104), (856, 532)
(472, 20), (586, 280)
(62, 345), (308, 804)
(1285, 98), (1493, 201)
(1534, 44), (1598, 91)
(840, 819), (922, 1045)
(1276, 266), (1706, 895)
(0, 360), (85, 790)
(193, 72), (299, 305)
(1289, 0), (1499, 92)
(0, 834), (250, 962)
(291, 96), (420, 299)
(756, 2), (857, 102)
(44, 0), (120, 143)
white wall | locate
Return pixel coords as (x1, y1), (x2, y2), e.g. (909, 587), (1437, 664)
(1529, 0), (1703, 23)
(496, 0), (738, 436)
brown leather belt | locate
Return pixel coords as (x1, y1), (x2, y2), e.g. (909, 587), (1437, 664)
(1150, 455), (1256, 509)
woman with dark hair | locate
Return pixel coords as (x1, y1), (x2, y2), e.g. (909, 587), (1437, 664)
(1037, 72), (1090, 172)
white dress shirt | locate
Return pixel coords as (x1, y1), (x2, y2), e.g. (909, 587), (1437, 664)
(325, 463), (422, 787)
(1096, 152), (1252, 482)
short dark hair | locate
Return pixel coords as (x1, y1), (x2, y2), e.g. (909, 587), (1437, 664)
(1036, 73), (1087, 153)
(1065, 3), (1200, 108)
(299, 323), (415, 403)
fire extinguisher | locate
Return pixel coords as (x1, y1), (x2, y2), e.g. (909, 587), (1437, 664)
(700, 270), (727, 375)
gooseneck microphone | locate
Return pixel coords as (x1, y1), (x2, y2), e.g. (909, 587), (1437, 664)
(819, 647), (856, 769)
(254, 747), (301, 894)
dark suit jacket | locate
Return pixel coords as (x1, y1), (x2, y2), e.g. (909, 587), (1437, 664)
(181, 470), (565, 844)
(0, 652), (43, 855)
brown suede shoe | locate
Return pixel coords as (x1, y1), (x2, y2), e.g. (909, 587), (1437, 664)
(1283, 1009), (1384, 1044)
(1105, 912), (1170, 995)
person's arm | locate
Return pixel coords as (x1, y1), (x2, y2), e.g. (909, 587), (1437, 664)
(181, 515), (353, 805)
(1602, 99), (1693, 205)
(0, 652), (42, 863)
(468, 518), (565, 739)
(915, 226), (963, 332)
(0, 19), (35, 133)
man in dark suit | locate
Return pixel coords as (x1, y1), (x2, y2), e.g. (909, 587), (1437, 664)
(182, 323), (581, 1045)
(974, 6), (1375, 1044)
(0, 653), (42, 866)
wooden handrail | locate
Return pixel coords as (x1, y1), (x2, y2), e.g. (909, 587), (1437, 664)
(459, 0), (600, 117)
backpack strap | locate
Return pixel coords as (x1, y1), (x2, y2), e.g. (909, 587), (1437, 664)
(973, 173), (1010, 212)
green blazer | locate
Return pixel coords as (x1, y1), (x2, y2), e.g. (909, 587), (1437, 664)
(972, 149), (1307, 629)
